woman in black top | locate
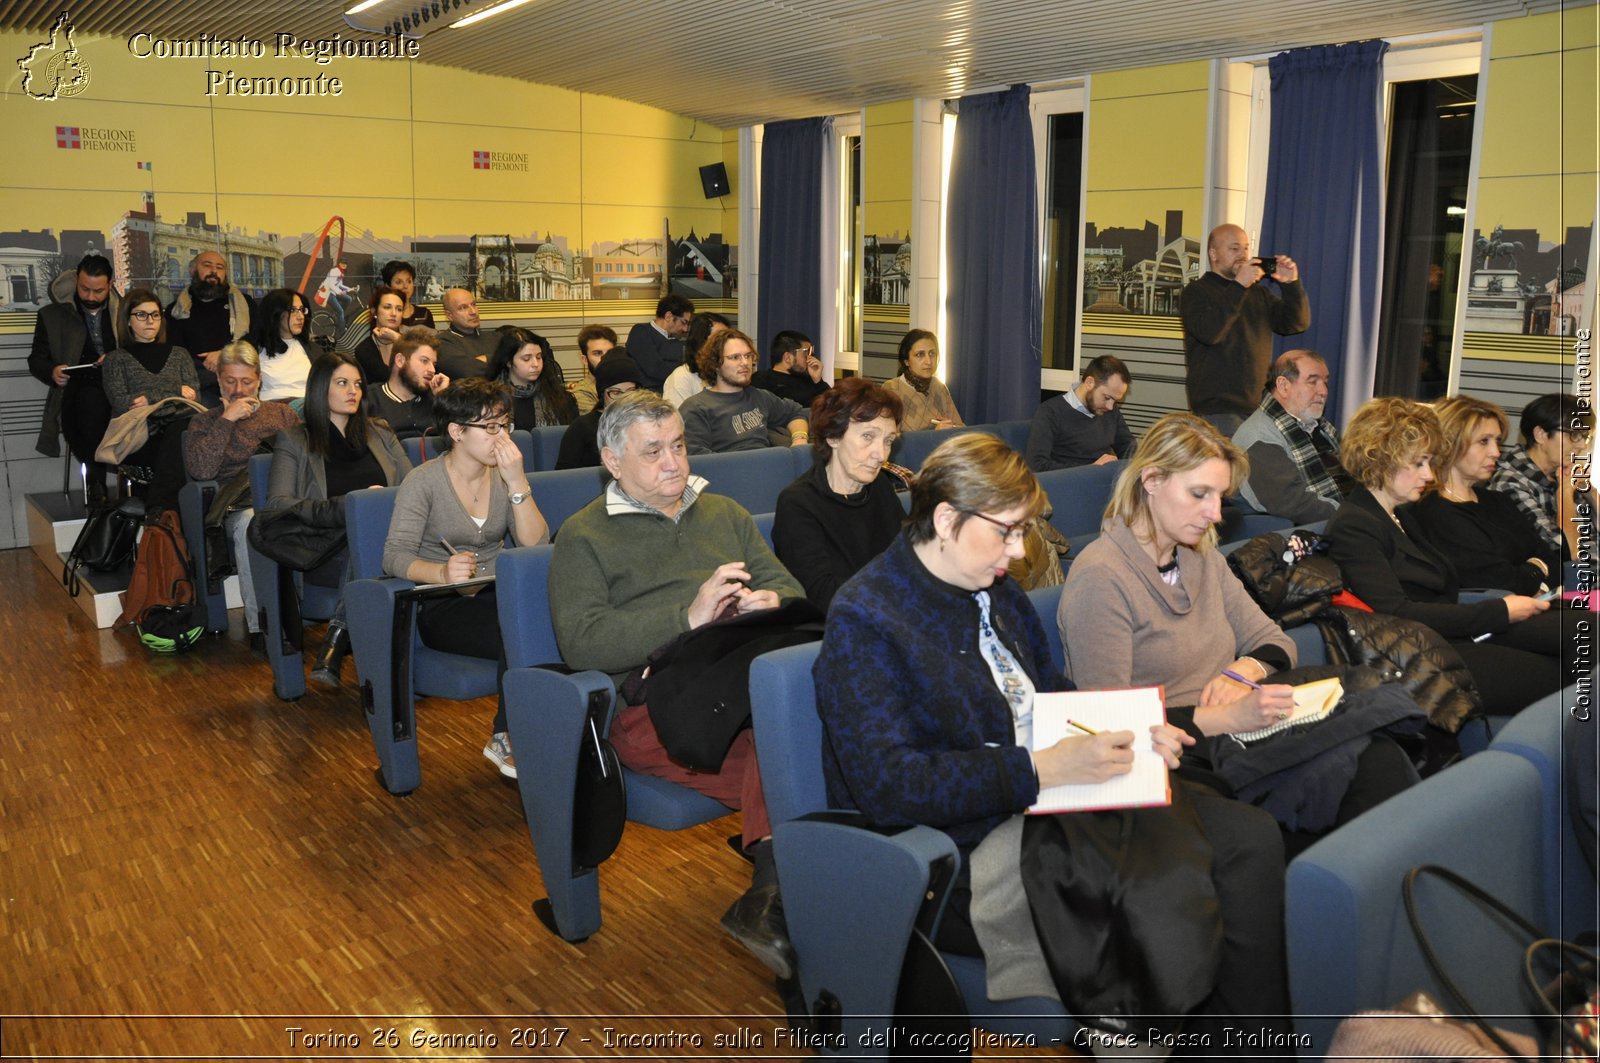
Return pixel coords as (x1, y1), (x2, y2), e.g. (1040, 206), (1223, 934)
(265, 350), (411, 687)
(1327, 397), (1567, 716)
(352, 286), (406, 385)
(1413, 394), (1561, 595)
(488, 327), (575, 429)
(772, 378), (905, 610)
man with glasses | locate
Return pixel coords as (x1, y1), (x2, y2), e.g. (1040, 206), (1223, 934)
(29, 253), (121, 503)
(556, 349), (645, 469)
(751, 329), (830, 408)
(165, 249), (255, 408)
(679, 328), (810, 455)
(626, 293), (694, 392)
(1490, 392), (1594, 563)
(363, 327), (450, 440)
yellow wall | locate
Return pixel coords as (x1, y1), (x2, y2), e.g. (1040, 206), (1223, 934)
(1, 28), (733, 312)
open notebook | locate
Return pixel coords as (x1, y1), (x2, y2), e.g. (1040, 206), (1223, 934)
(1028, 687), (1170, 814)
(1231, 677), (1344, 744)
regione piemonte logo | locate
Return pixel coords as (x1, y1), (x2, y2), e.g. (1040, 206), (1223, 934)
(18, 12), (92, 101)
(472, 149), (528, 172)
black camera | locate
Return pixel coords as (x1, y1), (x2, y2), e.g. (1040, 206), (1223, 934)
(1254, 256), (1278, 277)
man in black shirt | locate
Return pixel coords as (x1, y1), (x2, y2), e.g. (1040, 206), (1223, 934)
(28, 254), (120, 502)
(165, 250), (256, 408)
(751, 330), (830, 410)
(1179, 224), (1308, 436)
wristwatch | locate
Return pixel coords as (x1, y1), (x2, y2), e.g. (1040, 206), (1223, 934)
(508, 490), (530, 506)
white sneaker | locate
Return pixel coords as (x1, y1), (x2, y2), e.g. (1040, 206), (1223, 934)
(483, 732), (517, 779)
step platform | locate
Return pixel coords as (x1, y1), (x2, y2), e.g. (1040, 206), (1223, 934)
(26, 491), (241, 630)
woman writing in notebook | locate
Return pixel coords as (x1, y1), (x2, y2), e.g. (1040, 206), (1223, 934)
(814, 433), (1291, 1048)
(1059, 413), (1418, 848)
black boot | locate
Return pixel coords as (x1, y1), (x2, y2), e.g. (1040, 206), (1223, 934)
(720, 839), (796, 979)
(309, 621), (349, 688)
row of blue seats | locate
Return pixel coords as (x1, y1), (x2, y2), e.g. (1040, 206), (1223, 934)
(754, 632), (1591, 1059)
(403, 417), (1039, 476)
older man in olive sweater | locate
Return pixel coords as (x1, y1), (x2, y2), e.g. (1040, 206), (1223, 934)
(549, 390), (803, 979)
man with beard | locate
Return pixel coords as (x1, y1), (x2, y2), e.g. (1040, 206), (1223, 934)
(1232, 350), (1355, 523)
(363, 327), (450, 439)
(29, 254), (121, 503)
(678, 328), (809, 454)
(165, 249), (256, 408)
(1179, 223), (1308, 436)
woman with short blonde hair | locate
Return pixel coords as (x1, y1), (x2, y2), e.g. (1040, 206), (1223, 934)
(1327, 396), (1568, 717)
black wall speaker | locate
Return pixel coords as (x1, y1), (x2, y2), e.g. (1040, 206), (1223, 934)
(698, 162), (730, 199)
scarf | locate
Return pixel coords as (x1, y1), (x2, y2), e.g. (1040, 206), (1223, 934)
(1263, 395), (1353, 503)
(903, 372), (933, 396)
(167, 284), (251, 342)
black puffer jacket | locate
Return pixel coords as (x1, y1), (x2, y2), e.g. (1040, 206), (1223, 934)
(1229, 531), (1483, 732)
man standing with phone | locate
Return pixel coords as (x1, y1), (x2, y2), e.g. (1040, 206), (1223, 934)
(1180, 223), (1309, 436)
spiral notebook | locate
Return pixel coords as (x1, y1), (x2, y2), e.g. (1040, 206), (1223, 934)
(1027, 687), (1171, 814)
(1231, 677), (1344, 744)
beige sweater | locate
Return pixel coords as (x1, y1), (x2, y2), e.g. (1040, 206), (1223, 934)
(1057, 519), (1294, 705)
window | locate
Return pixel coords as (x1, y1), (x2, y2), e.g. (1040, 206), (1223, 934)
(1375, 73), (1477, 399)
(1030, 86), (1087, 391)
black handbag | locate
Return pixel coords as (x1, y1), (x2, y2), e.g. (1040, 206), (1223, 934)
(246, 505), (347, 572)
(1405, 864), (1600, 1062)
(63, 496), (144, 596)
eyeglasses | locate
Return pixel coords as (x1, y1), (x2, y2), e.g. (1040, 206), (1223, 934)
(461, 420), (513, 435)
(604, 384), (638, 400)
(964, 511), (1035, 545)
(289, 306), (309, 316)
(129, 310), (162, 321)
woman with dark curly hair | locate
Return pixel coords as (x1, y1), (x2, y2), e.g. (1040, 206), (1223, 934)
(772, 378), (904, 610)
(1327, 396), (1567, 715)
(488, 327), (575, 429)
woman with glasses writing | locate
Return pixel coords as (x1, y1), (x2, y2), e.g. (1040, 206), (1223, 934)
(266, 351), (411, 687)
(252, 288), (317, 402)
(813, 433), (1291, 1046)
(382, 378), (549, 779)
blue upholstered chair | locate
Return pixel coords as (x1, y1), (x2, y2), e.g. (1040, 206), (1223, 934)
(1034, 460), (1125, 555)
(689, 447), (809, 515)
(342, 486), (500, 795)
(496, 544), (730, 941)
(752, 511), (776, 550)
(1215, 504), (1293, 546)
(247, 453), (344, 701)
(174, 436), (233, 634)
(527, 466), (609, 534)
(750, 642), (1075, 1053)
(1489, 685), (1595, 938)
(526, 425), (568, 470)
(1286, 748), (1553, 1057)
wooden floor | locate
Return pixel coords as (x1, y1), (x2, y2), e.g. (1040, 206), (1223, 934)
(0, 547), (1073, 1060)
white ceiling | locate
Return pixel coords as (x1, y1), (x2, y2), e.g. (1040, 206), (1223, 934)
(2, 0), (1570, 127)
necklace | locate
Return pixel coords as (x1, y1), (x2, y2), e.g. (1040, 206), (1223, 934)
(1440, 481), (1476, 504)
(447, 453), (490, 511)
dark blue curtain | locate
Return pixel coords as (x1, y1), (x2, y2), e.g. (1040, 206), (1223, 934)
(757, 117), (830, 366)
(947, 85), (1041, 424)
(1260, 40), (1388, 425)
